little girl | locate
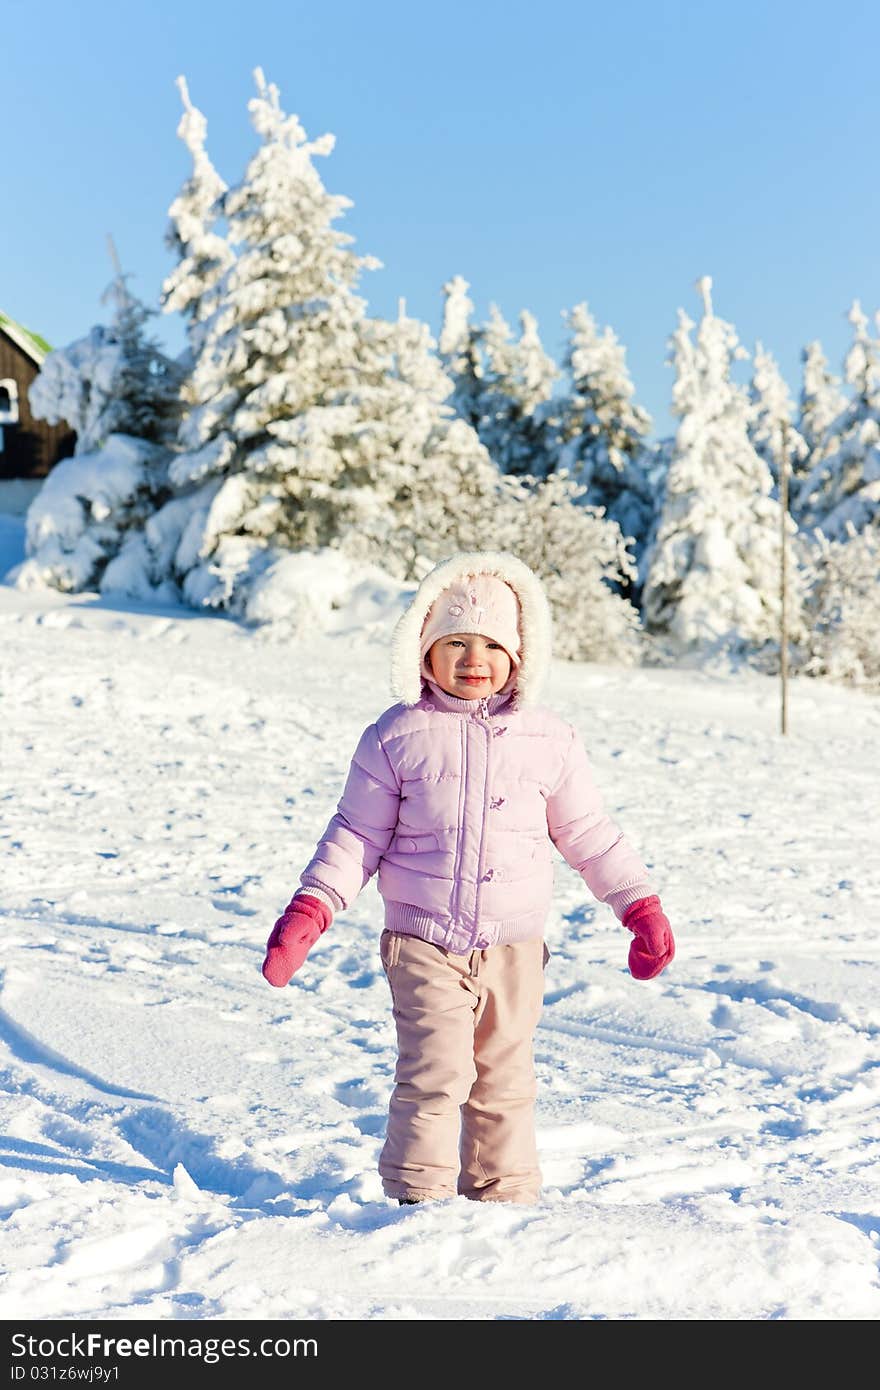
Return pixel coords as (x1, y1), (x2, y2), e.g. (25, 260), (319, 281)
(262, 550), (675, 1205)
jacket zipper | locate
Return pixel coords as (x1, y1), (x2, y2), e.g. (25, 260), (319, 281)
(450, 716), (468, 926)
(472, 701), (492, 930)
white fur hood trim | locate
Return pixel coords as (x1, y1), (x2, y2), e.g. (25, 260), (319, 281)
(390, 551), (553, 707)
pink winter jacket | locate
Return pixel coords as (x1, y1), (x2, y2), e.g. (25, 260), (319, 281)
(298, 676), (654, 954)
(294, 550), (655, 954)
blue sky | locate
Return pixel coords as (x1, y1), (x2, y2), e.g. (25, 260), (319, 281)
(5, 0), (878, 439)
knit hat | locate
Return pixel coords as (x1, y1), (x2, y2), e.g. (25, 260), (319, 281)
(391, 550), (552, 708)
(419, 573), (522, 670)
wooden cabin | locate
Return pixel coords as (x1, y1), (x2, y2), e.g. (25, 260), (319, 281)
(0, 311), (75, 492)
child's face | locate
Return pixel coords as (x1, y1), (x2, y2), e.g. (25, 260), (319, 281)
(426, 633), (512, 699)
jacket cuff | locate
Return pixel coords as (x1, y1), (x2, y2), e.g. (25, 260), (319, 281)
(295, 884), (341, 918)
(604, 881), (656, 922)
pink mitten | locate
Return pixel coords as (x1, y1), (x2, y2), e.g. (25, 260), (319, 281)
(623, 896), (675, 981)
(262, 895), (332, 987)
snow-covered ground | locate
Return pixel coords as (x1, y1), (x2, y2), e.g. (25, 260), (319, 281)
(2, 514), (879, 1322)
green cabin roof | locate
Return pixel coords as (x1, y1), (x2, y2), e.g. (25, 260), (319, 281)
(0, 310), (52, 362)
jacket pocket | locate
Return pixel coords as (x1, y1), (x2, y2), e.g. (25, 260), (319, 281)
(392, 831), (440, 855)
(379, 928), (402, 974)
(492, 832), (550, 881)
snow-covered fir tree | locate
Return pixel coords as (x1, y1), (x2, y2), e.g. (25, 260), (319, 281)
(149, 67), (388, 612)
(438, 275), (484, 433)
(514, 310), (559, 417)
(26, 324), (122, 459)
(794, 339), (847, 519)
(796, 301), (880, 539)
(17, 269), (180, 596)
(495, 469), (644, 663)
(550, 301), (655, 597)
(440, 284), (558, 479)
(97, 266), (183, 445)
(797, 522), (880, 689)
(747, 340), (807, 492)
(13, 434), (174, 597)
(318, 303), (521, 582)
(635, 433), (673, 601)
(476, 304), (558, 476)
(161, 75), (235, 365)
(641, 276), (802, 665)
(438, 295), (643, 645)
(29, 267), (180, 455)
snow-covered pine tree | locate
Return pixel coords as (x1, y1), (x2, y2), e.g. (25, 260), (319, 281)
(102, 77), (236, 606)
(97, 263), (183, 446)
(475, 304), (558, 476)
(747, 341), (807, 492)
(797, 522), (880, 689)
(295, 300), (512, 583)
(634, 433), (673, 603)
(154, 67), (387, 613)
(17, 267), (180, 596)
(641, 276), (803, 666)
(516, 311), (559, 419)
(13, 432), (174, 598)
(794, 339), (847, 520)
(550, 301), (655, 599)
(161, 75), (235, 365)
(796, 301), (880, 539)
(439, 284), (560, 479)
(438, 274), (484, 434)
(102, 75), (241, 607)
(495, 469), (644, 663)
(29, 265), (180, 456)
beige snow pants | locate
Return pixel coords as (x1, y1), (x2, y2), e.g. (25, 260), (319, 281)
(377, 929), (549, 1204)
